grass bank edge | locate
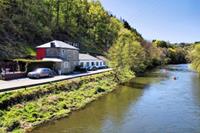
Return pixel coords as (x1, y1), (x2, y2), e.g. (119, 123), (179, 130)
(0, 71), (118, 133)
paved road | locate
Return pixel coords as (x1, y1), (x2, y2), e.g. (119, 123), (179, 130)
(0, 69), (112, 93)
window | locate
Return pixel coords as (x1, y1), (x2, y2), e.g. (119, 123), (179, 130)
(96, 62), (99, 66)
(64, 62), (68, 68)
(91, 62), (94, 66)
(61, 49), (65, 56)
(100, 62), (102, 66)
(80, 62), (84, 67)
(86, 62), (90, 66)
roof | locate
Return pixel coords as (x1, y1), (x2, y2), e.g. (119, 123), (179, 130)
(42, 58), (63, 62)
(96, 56), (108, 62)
(79, 53), (100, 61)
(37, 40), (79, 50)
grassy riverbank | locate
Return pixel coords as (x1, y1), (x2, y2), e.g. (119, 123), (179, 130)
(0, 71), (117, 133)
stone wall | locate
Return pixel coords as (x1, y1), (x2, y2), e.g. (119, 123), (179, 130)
(46, 48), (60, 58)
(46, 48), (79, 62)
(60, 49), (79, 61)
(46, 48), (79, 74)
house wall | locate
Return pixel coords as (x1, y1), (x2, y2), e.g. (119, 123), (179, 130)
(36, 48), (46, 60)
(61, 49), (79, 74)
(79, 60), (104, 68)
(61, 61), (79, 74)
(45, 48), (79, 74)
(59, 49), (79, 61)
(45, 48), (79, 62)
(54, 61), (78, 74)
(46, 48), (60, 58)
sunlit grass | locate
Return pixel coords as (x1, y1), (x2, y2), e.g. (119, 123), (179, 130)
(0, 72), (116, 133)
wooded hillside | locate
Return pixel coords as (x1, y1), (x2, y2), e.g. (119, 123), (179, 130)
(0, 0), (143, 59)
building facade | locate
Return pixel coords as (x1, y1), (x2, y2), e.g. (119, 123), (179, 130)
(79, 53), (105, 68)
(36, 40), (79, 74)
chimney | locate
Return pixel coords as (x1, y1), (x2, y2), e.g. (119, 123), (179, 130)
(50, 42), (56, 48)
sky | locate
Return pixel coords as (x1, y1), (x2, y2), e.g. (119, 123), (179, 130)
(100, 0), (200, 43)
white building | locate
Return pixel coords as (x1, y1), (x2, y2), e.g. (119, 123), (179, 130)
(36, 40), (79, 74)
(79, 53), (105, 68)
(96, 55), (107, 66)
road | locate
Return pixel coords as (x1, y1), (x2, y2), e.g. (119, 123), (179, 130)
(0, 68), (112, 93)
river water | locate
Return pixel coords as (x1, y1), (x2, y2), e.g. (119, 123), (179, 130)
(32, 64), (200, 133)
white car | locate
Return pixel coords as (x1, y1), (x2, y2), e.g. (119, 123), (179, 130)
(28, 68), (54, 79)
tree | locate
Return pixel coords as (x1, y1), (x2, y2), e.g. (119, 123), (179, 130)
(122, 19), (143, 42)
(0, 0), (144, 61)
(141, 40), (168, 68)
(190, 43), (200, 73)
(153, 40), (168, 48)
(167, 47), (187, 64)
(108, 28), (145, 83)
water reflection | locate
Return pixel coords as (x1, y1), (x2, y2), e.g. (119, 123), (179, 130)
(191, 74), (200, 106)
(33, 85), (144, 133)
(32, 64), (200, 133)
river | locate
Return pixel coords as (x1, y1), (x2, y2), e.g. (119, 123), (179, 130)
(32, 64), (200, 133)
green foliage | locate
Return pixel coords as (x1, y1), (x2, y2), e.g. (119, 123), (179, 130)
(167, 47), (188, 64)
(142, 41), (168, 68)
(108, 29), (170, 82)
(152, 40), (190, 64)
(0, 71), (116, 132)
(0, 0), (143, 59)
(108, 34), (191, 82)
(122, 19), (143, 42)
(108, 28), (139, 83)
(153, 40), (168, 48)
(190, 43), (200, 73)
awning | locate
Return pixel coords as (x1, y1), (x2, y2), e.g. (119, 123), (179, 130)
(42, 58), (63, 62)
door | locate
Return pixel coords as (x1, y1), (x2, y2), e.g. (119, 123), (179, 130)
(41, 69), (49, 77)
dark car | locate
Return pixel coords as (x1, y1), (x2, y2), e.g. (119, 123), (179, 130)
(28, 68), (54, 79)
(75, 65), (88, 72)
(97, 65), (108, 69)
(86, 66), (97, 71)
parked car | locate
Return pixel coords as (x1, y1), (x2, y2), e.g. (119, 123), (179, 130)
(75, 65), (87, 72)
(28, 68), (55, 79)
(86, 66), (97, 71)
(97, 65), (108, 69)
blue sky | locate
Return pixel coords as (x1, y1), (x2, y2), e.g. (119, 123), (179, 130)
(100, 0), (200, 43)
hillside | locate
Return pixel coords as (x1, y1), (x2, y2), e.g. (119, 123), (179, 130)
(0, 0), (143, 60)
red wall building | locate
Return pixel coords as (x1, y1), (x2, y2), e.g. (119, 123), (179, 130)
(36, 48), (46, 60)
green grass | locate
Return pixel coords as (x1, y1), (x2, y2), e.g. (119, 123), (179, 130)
(0, 71), (117, 133)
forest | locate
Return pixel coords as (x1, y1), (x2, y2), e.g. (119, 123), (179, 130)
(0, 0), (142, 59)
(0, 0), (197, 80)
(189, 42), (200, 73)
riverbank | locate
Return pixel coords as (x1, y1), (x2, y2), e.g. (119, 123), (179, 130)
(31, 64), (200, 133)
(0, 71), (117, 133)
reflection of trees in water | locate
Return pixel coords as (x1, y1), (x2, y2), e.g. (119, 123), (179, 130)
(164, 64), (194, 73)
(32, 86), (144, 133)
(191, 74), (200, 105)
(127, 72), (166, 89)
(33, 66), (179, 133)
